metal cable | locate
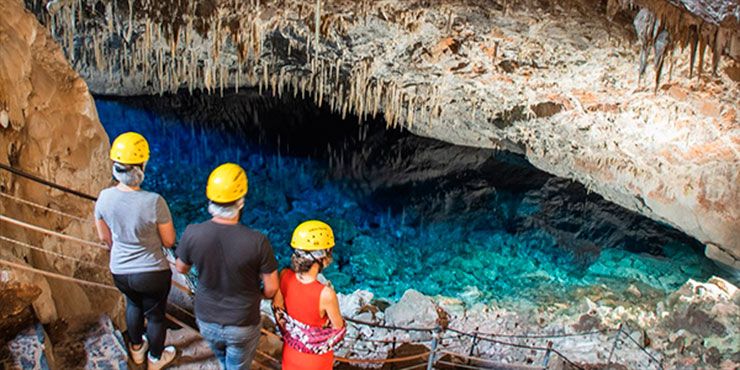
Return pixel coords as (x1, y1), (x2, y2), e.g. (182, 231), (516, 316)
(0, 191), (89, 222)
(0, 235), (107, 270)
(0, 162), (97, 201)
(447, 326), (607, 339)
(0, 258), (116, 291)
(0, 214), (108, 250)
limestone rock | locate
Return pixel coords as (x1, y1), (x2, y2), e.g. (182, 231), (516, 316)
(384, 289), (438, 329)
(337, 289), (374, 318)
(0, 0), (120, 325)
(28, 0), (740, 267)
(655, 277), (740, 367)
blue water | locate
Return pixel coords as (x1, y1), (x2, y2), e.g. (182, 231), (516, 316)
(94, 92), (723, 306)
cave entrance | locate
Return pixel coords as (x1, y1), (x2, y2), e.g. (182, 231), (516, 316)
(94, 90), (721, 306)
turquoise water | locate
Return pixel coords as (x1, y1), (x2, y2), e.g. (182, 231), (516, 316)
(94, 92), (723, 306)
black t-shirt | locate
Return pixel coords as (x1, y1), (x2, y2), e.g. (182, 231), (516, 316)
(176, 221), (278, 326)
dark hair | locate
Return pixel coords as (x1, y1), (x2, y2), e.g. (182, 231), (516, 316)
(290, 252), (316, 273)
(290, 249), (332, 273)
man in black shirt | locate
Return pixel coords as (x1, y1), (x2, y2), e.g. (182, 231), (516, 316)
(176, 163), (279, 369)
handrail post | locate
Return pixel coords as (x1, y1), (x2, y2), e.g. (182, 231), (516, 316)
(466, 327), (479, 365)
(607, 323), (624, 365)
(543, 341), (553, 368)
(426, 326), (440, 370)
(390, 336), (397, 370)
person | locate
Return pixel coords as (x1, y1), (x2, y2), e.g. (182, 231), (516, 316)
(94, 132), (177, 369)
(175, 163), (279, 370)
(274, 220), (345, 370)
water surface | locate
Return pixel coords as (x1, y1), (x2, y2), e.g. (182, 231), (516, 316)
(94, 91), (722, 307)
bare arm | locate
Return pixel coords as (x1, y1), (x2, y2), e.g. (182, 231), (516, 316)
(272, 289), (285, 309)
(157, 221), (176, 248)
(261, 270), (279, 299)
(175, 258), (191, 274)
(320, 286), (344, 329)
(95, 219), (112, 249)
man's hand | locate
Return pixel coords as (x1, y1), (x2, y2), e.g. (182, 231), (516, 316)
(175, 258), (191, 274)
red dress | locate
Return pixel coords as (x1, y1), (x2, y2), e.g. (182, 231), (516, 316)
(280, 269), (334, 370)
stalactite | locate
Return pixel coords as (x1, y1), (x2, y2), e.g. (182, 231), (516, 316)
(106, 2), (113, 35)
(318, 63), (325, 107)
(125, 0), (133, 43)
(270, 73), (278, 97)
(372, 81), (381, 118)
(158, 47), (164, 95)
(314, 0), (321, 61)
(93, 33), (103, 71)
(407, 95), (415, 128)
(300, 76), (307, 99)
(697, 36), (707, 78)
(711, 29), (724, 76)
(220, 63), (226, 97)
(67, 7), (76, 62)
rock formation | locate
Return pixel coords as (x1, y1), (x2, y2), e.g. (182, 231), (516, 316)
(0, 0), (120, 325)
(330, 276), (740, 369)
(26, 0), (740, 269)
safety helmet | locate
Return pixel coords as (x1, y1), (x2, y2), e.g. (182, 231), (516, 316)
(110, 132), (150, 164)
(291, 220), (335, 251)
(206, 163), (248, 203)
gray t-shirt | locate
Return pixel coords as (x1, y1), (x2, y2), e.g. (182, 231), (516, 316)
(94, 187), (172, 274)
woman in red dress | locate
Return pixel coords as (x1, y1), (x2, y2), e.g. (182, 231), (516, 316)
(275, 220), (344, 370)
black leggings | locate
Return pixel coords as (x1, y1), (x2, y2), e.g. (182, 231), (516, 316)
(112, 270), (172, 358)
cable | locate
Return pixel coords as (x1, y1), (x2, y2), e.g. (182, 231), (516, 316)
(447, 326), (607, 339)
(0, 258), (116, 291)
(0, 214), (107, 250)
(0, 162), (97, 201)
(0, 191), (89, 222)
(0, 235), (107, 270)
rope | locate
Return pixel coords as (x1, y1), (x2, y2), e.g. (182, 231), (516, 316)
(446, 332), (586, 370)
(334, 352), (429, 364)
(0, 191), (89, 222)
(0, 162), (98, 201)
(0, 258), (116, 291)
(0, 215), (108, 250)
(619, 325), (663, 369)
(0, 235), (107, 270)
(447, 326), (607, 339)
(345, 317), (435, 332)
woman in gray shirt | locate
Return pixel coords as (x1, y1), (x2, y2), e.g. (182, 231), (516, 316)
(94, 132), (177, 370)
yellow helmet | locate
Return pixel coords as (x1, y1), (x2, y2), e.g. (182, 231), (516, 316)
(291, 220), (335, 251)
(206, 163), (248, 203)
(110, 132), (150, 164)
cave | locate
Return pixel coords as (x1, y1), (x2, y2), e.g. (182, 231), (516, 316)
(1, 0), (738, 369)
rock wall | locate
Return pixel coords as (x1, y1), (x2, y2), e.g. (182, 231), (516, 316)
(29, 0), (740, 268)
(0, 0), (121, 325)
